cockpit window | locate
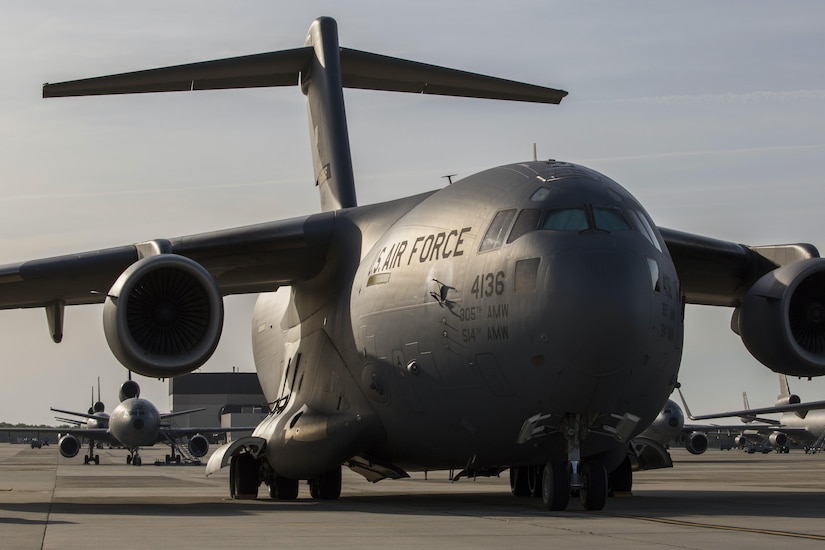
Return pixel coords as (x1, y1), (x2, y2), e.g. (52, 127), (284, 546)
(593, 207), (631, 231)
(627, 210), (663, 252)
(479, 209), (516, 252)
(507, 209), (542, 243)
(542, 208), (588, 231)
(530, 187), (551, 202)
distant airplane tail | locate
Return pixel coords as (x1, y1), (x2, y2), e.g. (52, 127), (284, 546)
(741, 391), (753, 423)
(777, 374), (808, 419)
(42, 16), (566, 213)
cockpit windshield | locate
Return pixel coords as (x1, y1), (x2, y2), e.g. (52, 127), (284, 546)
(498, 203), (661, 250)
(543, 209), (588, 231)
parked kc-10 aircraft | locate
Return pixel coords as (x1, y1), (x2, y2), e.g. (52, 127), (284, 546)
(682, 376), (825, 453)
(10, 379), (247, 465)
(0, 17), (823, 511)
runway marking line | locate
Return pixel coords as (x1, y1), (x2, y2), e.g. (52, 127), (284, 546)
(595, 512), (825, 541)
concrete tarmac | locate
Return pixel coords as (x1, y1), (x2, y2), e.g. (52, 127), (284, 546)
(1, 443), (825, 549)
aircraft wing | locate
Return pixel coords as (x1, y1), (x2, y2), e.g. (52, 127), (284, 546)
(684, 399), (825, 421)
(660, 227), (819, 307)
(0, 212), (335, 336)
(159, 426), (256, 436)
(159, 408), (207, 420)
(683, 422), (781, 433)
(3, 426), (110, 440)
(49, 407), (103, 421)
(156, 426), (256, 447)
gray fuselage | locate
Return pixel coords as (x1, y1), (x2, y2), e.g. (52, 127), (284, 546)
(251, 160), (683, 478)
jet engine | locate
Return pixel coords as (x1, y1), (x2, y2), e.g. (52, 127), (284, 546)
(768, 431), (788, 448)
(58, 434), (80, 458)
(683, 432), (708, 455)
(102, 255), (224, 378)
(187, 434), (209, 457)
(736, 258), (825, 377)
(119, 380), (140, 402)
(775, 394), (801, 407)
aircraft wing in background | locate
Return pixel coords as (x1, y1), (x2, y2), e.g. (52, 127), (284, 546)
(677, 387), (825, 421)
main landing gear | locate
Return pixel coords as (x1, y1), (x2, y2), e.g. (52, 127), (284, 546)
(228, 453), (343, 501)
(83, 441), (99, 465)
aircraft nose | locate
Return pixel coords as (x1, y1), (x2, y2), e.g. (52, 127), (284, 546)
(546, 246), (653, 376)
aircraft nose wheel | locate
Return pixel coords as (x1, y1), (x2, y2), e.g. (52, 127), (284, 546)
(579, 461), (607, 510)
(541, 462), (570, 511)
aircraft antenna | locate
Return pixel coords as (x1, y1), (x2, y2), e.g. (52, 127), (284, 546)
(442, 174), (457, 185)
(533, 143), (537, 161)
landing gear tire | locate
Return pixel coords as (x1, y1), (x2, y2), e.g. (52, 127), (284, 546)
(509, 466), (530, 497)
(126, 455), (132, 465)
(541, 462), (570, 511)
(269, 476), (299, 500)
(527, 464), (544, 497)
(579, 461), (607, 510)
(608, 456), (632, 496)
(94, 455), (100, 465)
(134, 455), (142, 466)
(232, 453), (259, 499)
(84, 455), (89, 465)
(309, 466), (342, 500)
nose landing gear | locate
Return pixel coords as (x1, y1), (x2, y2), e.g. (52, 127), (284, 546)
(541, 414), (608, 511)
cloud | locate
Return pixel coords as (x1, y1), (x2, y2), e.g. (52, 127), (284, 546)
(587, 90), (825, 106)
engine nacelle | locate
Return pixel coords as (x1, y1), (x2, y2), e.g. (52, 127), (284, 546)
(188, 434), (209, 457)
(119, 380), (140, 402)
(736, 258), (825, 377)
(775, 394), (801, 407)
(768, 431), (788, 448)
(684, 431), (708, 455)
(58, 434), (80, 458)
(103, 255), (224, 378)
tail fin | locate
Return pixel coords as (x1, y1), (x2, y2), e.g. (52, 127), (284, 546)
(42, 16), (566, 212)
(741, 391), (754, 423)
(778, 374), (791, 401)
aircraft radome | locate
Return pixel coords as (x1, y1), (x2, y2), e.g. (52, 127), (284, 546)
(0, 17), (823, 511)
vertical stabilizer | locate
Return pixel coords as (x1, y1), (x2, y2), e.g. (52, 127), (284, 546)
(778, 374), (791, 400)
(302, 17), (357, 212)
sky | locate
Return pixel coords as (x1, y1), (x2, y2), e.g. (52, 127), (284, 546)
(0, 1), (824, 425)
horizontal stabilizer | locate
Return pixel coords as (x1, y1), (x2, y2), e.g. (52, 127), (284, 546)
(43, 48), (311, 97)
(43, 47), (567, 104)
(338, 48), (567, 104)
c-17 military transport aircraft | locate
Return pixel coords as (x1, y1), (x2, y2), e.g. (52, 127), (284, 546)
(0, 17), (822, 511)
